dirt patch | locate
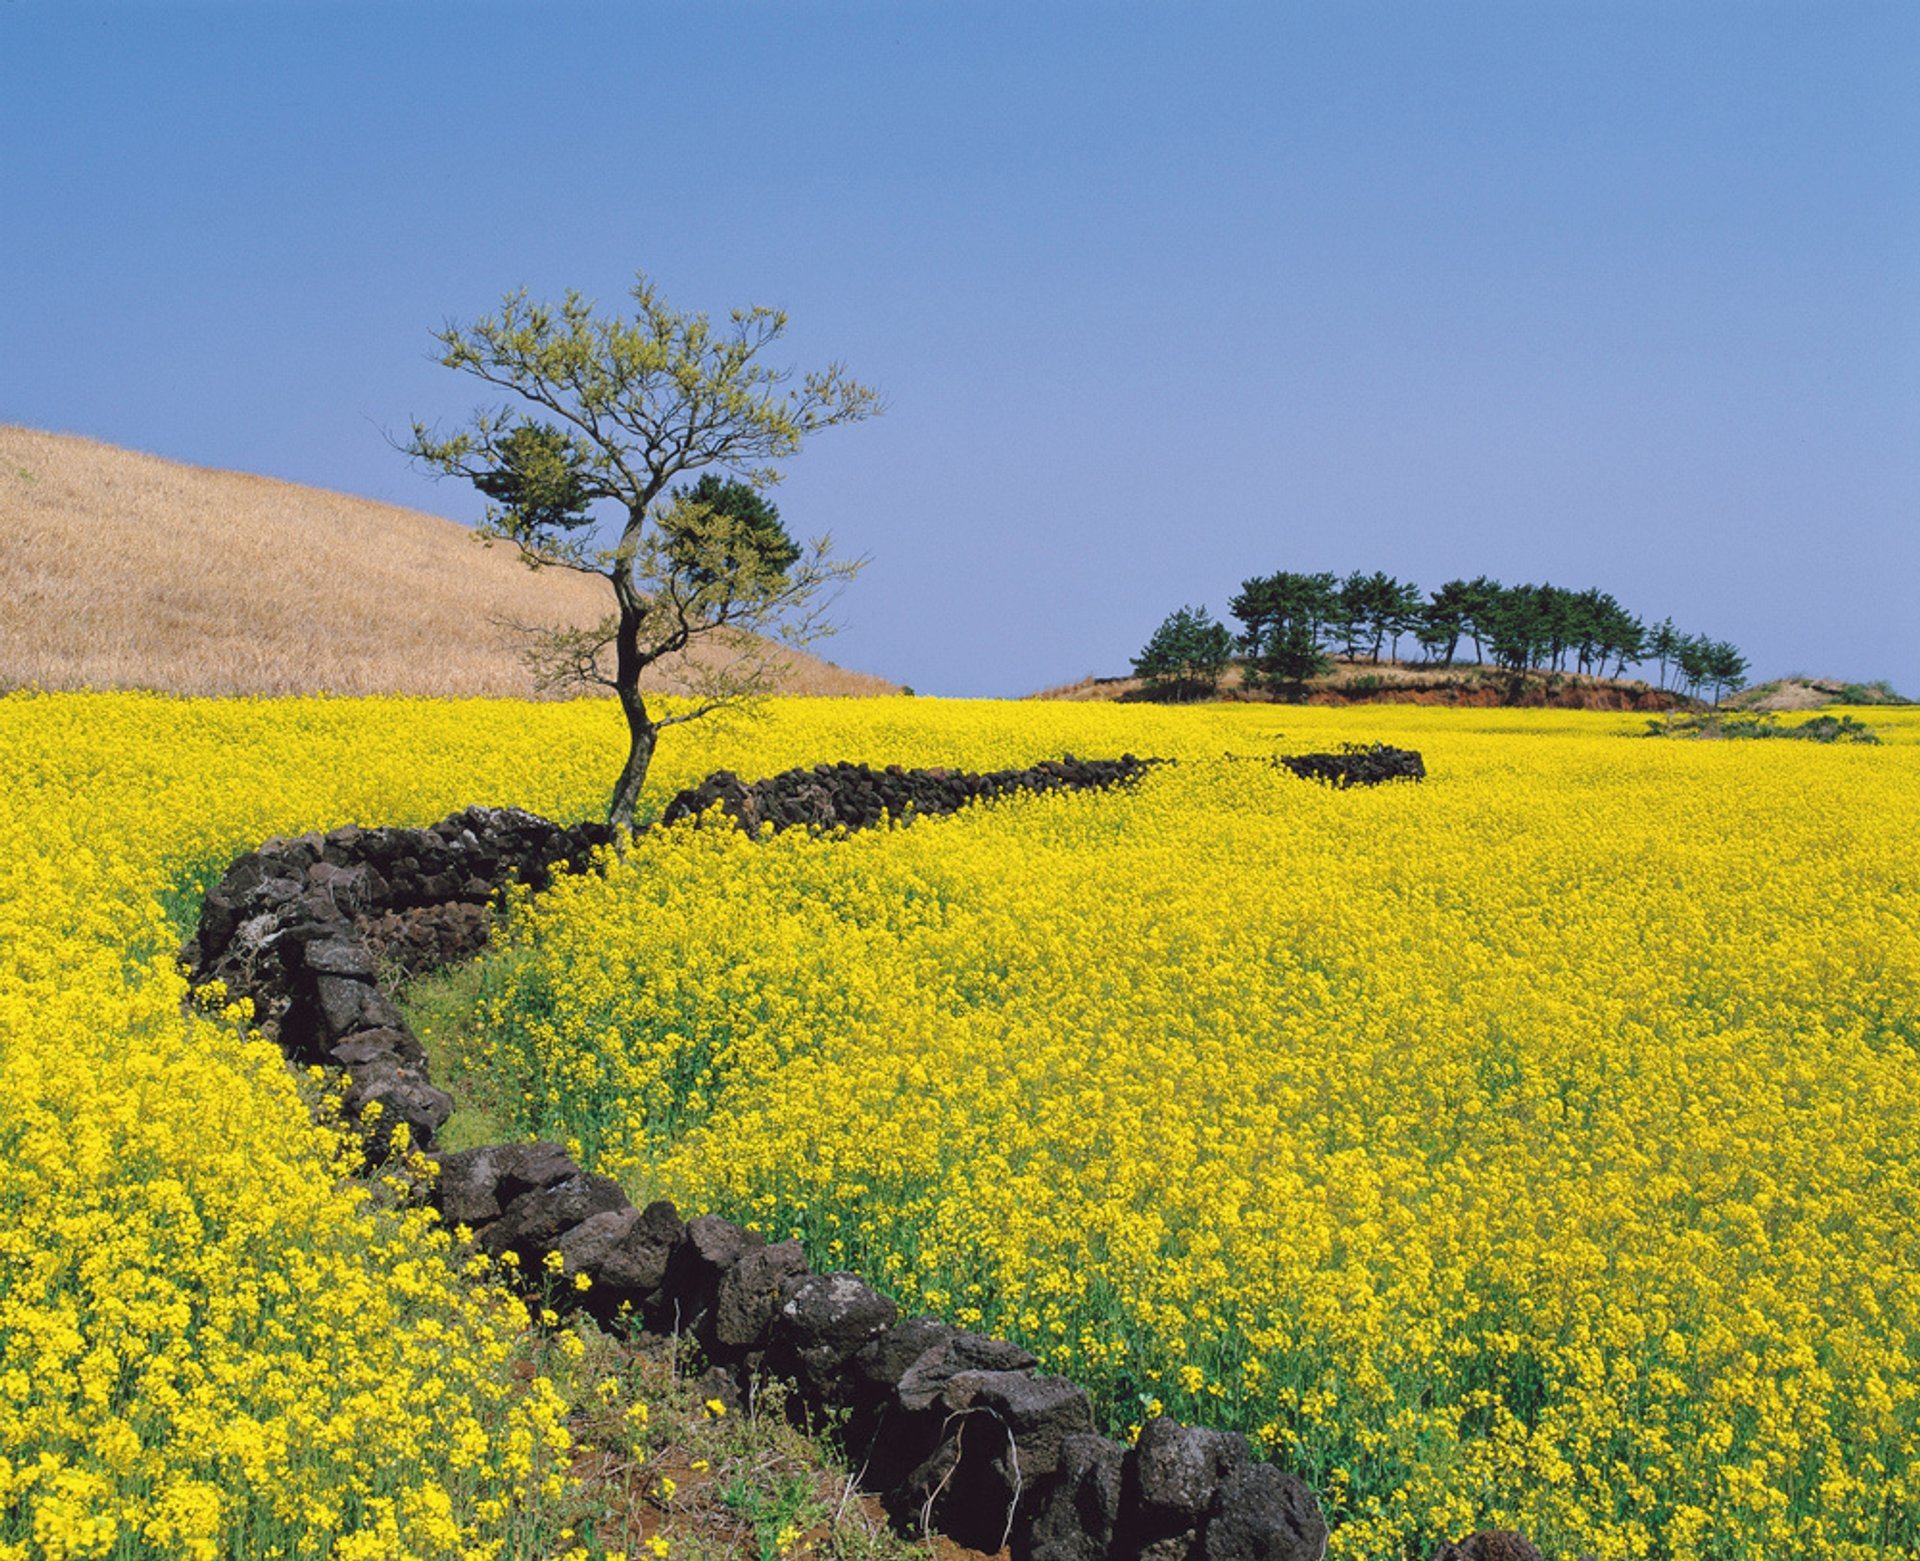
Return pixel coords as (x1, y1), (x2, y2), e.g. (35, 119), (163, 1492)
(556, 1328), (999, 1561)
(1307, 682), (1683, 711)
(1031, 660), (1688, 711)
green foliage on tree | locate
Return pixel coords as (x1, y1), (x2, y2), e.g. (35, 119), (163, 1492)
(468, 422), (595, 535)
(1132, 605), (1235, 701)
(1252, 621), (1333, 701)
(404, 273), (880, 827)
(1675, 635), (1748, 705)
(1230, 571), (1335, 699)
(664, 472), (803, 596)
(1415, 579), (1475, 665)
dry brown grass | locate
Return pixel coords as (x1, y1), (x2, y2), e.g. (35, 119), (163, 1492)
(1030, 658), (1683, 710)
(0, 425), (899, 700)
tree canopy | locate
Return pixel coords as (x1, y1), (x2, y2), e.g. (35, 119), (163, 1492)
(1132, 605), (1234, 701)
(405, 273), (881, 826)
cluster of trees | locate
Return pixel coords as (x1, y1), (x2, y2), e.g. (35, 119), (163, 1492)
(1135, 570), (1748, 704)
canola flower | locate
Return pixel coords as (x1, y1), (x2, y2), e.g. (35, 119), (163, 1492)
(5, 688), (1916, 1559)
(456, 702), (1920, 1560)
(0, 692), (633, 1560)
(0, 688), (1262, 1557)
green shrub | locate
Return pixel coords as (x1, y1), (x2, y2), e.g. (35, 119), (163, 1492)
(1644, 712), (1881, 745)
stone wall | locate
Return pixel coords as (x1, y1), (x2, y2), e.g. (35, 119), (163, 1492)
(179, 747), (1553, 1561)
(1275, 744), (1427, 788)
(660, 754), (1165, 835)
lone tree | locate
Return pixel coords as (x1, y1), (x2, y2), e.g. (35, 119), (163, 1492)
(405, 274), (880, 827)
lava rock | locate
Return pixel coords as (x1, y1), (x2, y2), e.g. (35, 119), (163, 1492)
(1278, 744), (1425, 788)
(557, 1199), (684, 1322)
(325, 1026), (428, 1072)
(306, 859), (389, 915)
(658, 1214), (765, 1333)
(342, 1062), (454, 1153)
(302, 936), (377, 980)
(662, 756), (1162, 839)
(946, 1370), (1094, 1484)
(483, 1171), (630, 1258)
(1203, 1463), (1327, 1561)
(1121, 1418), (1253, 1560)
(1019, 1433), (1128, 1561)
(710, 1240), (810, 1355)
(1429, 1533), (1546, 1561)
(769, 1271), (901, 1392)
(310, 972), (405, 1042)
(431, 1141), (579, 1229)
(893, 1331), (1041, 1414)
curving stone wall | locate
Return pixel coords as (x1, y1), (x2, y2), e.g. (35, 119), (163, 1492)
(178, 748), (1551, 1561)
(425, 1144), (1331, 1561)
(187, 806), (617, 1156)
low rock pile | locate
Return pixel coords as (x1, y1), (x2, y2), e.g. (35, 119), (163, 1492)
(662, 754), (1161, 835)
(1278, 743), (1426, 788)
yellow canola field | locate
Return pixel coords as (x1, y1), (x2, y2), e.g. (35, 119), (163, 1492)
(462, 702), (1920, 1561)
(0, 692), (623, 1561)
(0, 688), (1341, 1559)
(4, 690), (1917, 1560)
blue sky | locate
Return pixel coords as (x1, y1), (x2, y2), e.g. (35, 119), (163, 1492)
(3, 2), (1914, 697)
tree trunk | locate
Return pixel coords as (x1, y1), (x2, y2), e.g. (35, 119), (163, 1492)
(607, 566), (657, 830)
(608, 692), (658, 830)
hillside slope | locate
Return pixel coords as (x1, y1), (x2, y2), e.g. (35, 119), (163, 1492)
(1032, 659), (1687, 710)
(0, 425), (897, 699)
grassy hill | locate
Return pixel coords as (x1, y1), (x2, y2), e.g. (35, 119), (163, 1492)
(0, 425), (897, 700)
(1032, 657), (1689, 709)
(1726, 675), (1910, 711)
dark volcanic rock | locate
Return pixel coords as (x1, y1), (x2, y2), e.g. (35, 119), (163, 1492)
(341, 1061), (453, 1152)
(1203, 1463), (1327, 1561)
(431, 1142), (579, 1230)
(483, 1172), (630, 1258)
(1429, 1533), (1546, 1561)
(769, 1271), (900, 1392)
(557, 1198), (684, 1322)
(311, 972), (405, 1040)
(894, 1332), (1043, 1413)
(950, 1370), (1093, 1482)
(658, 1214), (765, 1334)
(301, 936), (376, 979)
(662, 755), (1163, 839)
(1278, 743), (1424, 788)
(1119, 1418), (1254, 1560)
(711, 1240), (810, 1354)
(357, 901), (491, 980)
(846, 1318), (960, 1413)
(325, 1026), (428, 1072)
(1021, 1433), (1128, 1561)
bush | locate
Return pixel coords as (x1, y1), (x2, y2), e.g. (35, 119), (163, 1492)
(1834, 680), (1907, 705)
(1644, 712), (1881, 744)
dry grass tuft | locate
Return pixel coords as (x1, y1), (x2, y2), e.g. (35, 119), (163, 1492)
(0, 425), (898, 700)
